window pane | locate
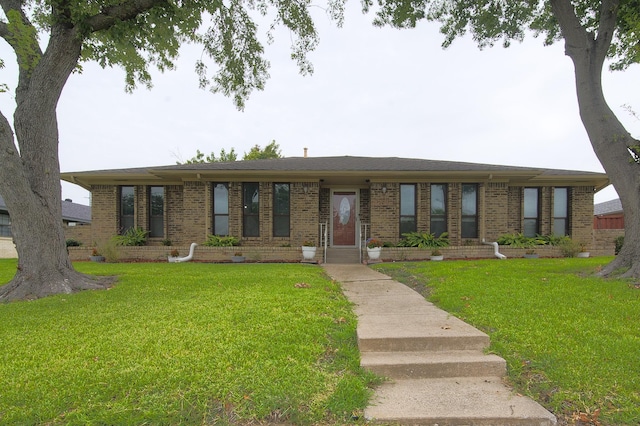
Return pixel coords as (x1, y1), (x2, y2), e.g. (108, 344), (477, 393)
(523, 218), (538, 237)
(461, 217), (477, 238)
(400, 216), (416, 235)
(0, 213), (10, 237)
(243, 183), (259, 237)
(554, 188), (567, 217)
(400, 184), (415, 215)
(150, 187), (164, 216)
(150, 217), (163, 237)
(524, 188), (539, 217)
(431, 218), (447, 237)
(213, 184), (229, 214)
(243, 216), (260, 237)
(214, 216), (229, 236)
(553, 219), (567, 236)
(244, 183), (259, 214)
(121, 186), (134, 216)
(273, 216), (290, 237)
(461, 184), (477, 215)
(121, 216), (134, 233)
(274, 184), (290, 215)
(431, 184), (446, 214)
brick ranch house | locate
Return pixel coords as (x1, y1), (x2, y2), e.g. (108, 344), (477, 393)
(60, 156), (610, 263)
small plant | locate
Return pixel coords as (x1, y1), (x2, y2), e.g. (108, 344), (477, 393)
(113, 227), (148, 246)
(431, 249), (442, 256)
(366, 238), (383, 248)
(579, 242), (588, 252)
(398, 231), (449, 248)
(91, 248), (101, 256)
(161, 239), (172, 246)
(202, 235), (239, 247)
(615, 235), (624, 255)
(170, 249), (179, 257)
(65, 239), (81, 247)
(234, 251), (243, 257)
(302, 240), (316, 247)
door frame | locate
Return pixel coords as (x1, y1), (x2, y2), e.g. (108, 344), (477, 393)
(330, 189), (360, 247)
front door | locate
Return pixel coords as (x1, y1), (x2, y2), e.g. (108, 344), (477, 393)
(332, 191), (357, 246)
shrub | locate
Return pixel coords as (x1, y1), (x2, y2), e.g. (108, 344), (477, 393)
(65, 239), (81, 247)
(615, 236), (624, 255)
(202, 235), (239, 247)
(496, 233), (546, 248)
(558, 238), (581, 258)
(161, 239), (172, 246)
(113, 227), (148, 246)
(398, 232), (449, 248)
(366, 238), (384, 248)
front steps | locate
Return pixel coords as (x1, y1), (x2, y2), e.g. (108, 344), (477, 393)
(325, 264), (557, 426)
(325, 247), (361, 264)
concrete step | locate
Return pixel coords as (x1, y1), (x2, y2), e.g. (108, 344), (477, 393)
(325, 247), (360, 264)
(365, 377), (557, 426)
(361, 350), (506, 379)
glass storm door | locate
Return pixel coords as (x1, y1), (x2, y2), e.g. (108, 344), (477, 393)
(332, 191), (357, 246)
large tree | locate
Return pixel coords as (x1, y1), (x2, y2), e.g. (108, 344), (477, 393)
(365, 0), (640, 277)
(0, 0), (342, 301)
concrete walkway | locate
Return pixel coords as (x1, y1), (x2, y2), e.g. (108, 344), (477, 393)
(323, 263), (557, 426)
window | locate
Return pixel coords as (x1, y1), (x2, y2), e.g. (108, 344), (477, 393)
(273, 183), (290, 237)
(120, 186), (134, 234)
(243, 183), (259, 237)
(430, 184), (447, 237)
(0, 212), (11, 237)
(553, 187), (569, 236)
(149, 186), (164, 238)
(461, 184), (478, 238)
(523, 187), (539, 237)
(400, 184), (417, 235)
(213, 183), (229, 236)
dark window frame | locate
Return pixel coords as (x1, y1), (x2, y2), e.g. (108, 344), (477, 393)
(212, 183), (230, 236)
(523, 187), (540, 237)
(119, 186), (135, 234)
(553, 187), (570, 236)
(461, 183), (478, 239)
(149, 186), (164, 238)
(430, 183), (447, 237)
(0, 212), (11, 237)
(243, 182), (260, 237)
(399, 183), (417, 236)
(273, 183), (290, 237)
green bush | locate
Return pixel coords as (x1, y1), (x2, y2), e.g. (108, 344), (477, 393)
(65, 239), (81, 247)
(496, 233), (546, 248)
(113, 227), (148, 246)
(615, 236), (624, 255)
(202, 235), (239, 247)
(397, 232), (449, 248)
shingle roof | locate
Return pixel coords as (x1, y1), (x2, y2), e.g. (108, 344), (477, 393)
(0, 195), (91, 223)
(594, 198), (622, 216)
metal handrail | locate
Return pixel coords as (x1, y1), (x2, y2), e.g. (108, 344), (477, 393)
(360, 223), (369, 264)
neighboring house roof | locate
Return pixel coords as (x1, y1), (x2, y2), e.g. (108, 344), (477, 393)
(594, 198), (623, 216)
(0, 195), (91, 223)
(61, 156), (610, 190)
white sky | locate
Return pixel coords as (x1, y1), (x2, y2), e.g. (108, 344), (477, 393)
(1, 4), (638, 206)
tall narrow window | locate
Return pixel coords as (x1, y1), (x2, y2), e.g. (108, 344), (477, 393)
(213, 183), (229, 236)
(553, 187), (569, 236)
(523, 187), (539, 237)
(120, 186), (134, 234)
(0, 213), (11, 237)
(430, 184), (447, 237)
(149, 186), (164, 238)
(273, 183), (290, 237)
(400, 184), (417, 235)
(243, 183), (260, 237)
(461, 184), (478, 238)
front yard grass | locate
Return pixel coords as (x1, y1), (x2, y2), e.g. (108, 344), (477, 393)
(0, 260), (378, 425)
(374, 257), (640, 425)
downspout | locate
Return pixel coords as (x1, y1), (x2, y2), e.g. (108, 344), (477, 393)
(169, 242), (198, 263)
(482, 239), (506, 260)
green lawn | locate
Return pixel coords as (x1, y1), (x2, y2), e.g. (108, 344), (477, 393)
(374, 257), (640, 425)
(0, 260), (378, 425)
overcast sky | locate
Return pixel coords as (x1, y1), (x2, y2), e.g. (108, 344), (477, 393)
(1, 4), (638, 206)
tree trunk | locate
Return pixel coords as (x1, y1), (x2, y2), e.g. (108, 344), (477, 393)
(553, 0), (640, 277)
(0, 25), (113, 302)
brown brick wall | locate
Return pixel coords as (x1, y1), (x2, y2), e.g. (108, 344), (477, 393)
(88, 181), (597, 250)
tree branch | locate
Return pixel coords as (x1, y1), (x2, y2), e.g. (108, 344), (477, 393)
(549, 0), (591, 53)
(83, 0), (168, 33)
(595, 0), (619, 60)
